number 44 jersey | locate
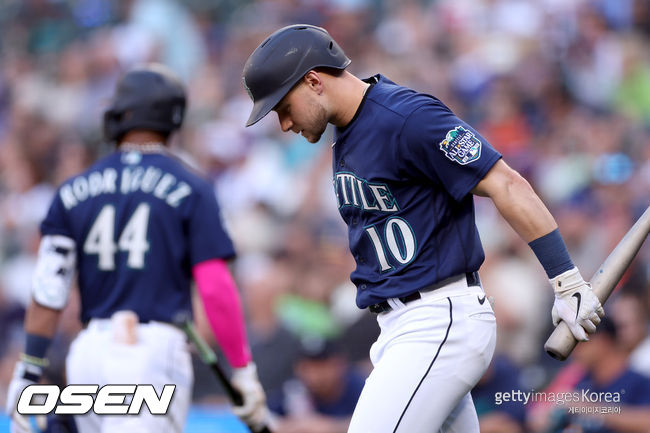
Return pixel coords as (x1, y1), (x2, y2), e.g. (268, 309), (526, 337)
(333, 75), (502, 309)
(41, 148), (235, 323)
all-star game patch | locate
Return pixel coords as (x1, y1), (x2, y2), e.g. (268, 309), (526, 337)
(439, 126), (482, 165)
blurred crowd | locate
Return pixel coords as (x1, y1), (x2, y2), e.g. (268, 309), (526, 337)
(0, 0), (649, 432)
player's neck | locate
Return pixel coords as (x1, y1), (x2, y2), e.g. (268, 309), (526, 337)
(330, 72), (370, 128)
(118, 130), (168, 147)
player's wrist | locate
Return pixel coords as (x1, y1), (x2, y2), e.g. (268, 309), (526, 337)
(529, 228), (574, 279)
(231, 362), (264, 398)
(24, 333), (51, 359)
(19, 333), (52, 382)
(232, 362), (257, 378)
(550, 266), (587, 295)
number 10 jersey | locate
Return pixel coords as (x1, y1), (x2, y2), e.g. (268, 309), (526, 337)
(333, 75), (502, 309)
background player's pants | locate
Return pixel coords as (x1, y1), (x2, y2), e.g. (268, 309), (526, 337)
(348, 275), (497, 433)
(66, 317), (193, 433)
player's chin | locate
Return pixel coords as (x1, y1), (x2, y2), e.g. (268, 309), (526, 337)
(302, 132), (321, 143)
(303, 127), (326, 143)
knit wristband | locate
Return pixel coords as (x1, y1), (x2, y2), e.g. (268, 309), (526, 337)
(528, 228), (574, 279)
(23, 333), (51, 366)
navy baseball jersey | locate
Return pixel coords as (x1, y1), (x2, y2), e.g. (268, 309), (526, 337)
(40, 149), (235, 323)
(333, 75), (502, 308)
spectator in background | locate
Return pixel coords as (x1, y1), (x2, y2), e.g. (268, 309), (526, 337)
(240, 253), (303, 397)
(269, 337), (366, 433)
(472, 354), (526, 433)
(562, 317), (650, 433)
(610, 289), (650, 377)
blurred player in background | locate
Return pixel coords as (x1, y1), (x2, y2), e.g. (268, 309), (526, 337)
(243, 24), (604, 433)
(5, 64), (268, 432)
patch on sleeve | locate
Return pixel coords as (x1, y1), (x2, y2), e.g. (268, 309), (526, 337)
(439, 126), (482, 165)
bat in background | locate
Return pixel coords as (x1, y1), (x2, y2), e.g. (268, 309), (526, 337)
(545, 205), (650, 361)
(174, 313), (273, 433)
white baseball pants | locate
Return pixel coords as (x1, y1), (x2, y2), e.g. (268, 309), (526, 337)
(348, 275), (497, 433)
(66, 317), (193, 433)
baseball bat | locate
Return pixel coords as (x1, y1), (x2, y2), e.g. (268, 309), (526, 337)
(174, 314), (273, 433)
(544, 205), (650, 361)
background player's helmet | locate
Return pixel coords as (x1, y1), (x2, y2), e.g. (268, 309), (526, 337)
(243, 24), (351, 127)
(103, 63), (186, 143)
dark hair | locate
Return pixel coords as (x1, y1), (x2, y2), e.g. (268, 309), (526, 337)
(595, 316), (617, 340)
(298, 337), (341, 360)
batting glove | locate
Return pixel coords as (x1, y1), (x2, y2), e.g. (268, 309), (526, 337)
(6, 359), (46, 433)
(551, 267), (605, 341)
(231, 363), (270, 431)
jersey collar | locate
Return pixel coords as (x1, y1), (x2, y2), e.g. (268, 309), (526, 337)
(335, 75), (378, 138)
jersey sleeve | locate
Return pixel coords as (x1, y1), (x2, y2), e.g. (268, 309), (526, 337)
(188, 183), (236, 265)
(399, 100), (502, 202)
(40, 190), (74, 238)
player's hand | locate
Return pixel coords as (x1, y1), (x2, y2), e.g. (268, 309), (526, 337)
(231, 362), (270, 430)
(551, 267), (604, 341)
(6, 360), (44, 433)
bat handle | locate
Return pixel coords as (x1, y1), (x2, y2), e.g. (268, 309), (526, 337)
(209, 363), (244, 405)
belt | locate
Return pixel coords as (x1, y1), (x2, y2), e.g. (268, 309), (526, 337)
(82, 317), (165, 329)
(368, 271), (480, 314)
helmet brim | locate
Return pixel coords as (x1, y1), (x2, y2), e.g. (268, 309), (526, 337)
(245, 80), (296, 127)
(245, 98), (273, 127)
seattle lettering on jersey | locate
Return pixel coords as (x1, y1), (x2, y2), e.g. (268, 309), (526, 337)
(59, 167), (192, 210)
(334, 172), (399, 212)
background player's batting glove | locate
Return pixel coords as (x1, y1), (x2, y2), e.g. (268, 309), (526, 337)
(231, 363), (270, 430)
(6, 359), (46, 433)
(551, 267), (605, 341)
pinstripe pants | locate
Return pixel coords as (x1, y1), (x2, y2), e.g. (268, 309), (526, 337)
(348, 277), (497, 433)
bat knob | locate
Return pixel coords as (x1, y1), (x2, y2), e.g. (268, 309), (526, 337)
(172, 311), (192, 328)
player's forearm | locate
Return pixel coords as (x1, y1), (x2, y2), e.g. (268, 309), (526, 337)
(474, 160), (557, 242)
(492, 179), (557, 242)
(193, 259), (252, 368)
(17, 301), (61, 372)
(24, 301), (62, 338)
(475, 159), (581, 282)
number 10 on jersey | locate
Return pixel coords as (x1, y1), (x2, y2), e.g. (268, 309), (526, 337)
(365, 216), (417, 272)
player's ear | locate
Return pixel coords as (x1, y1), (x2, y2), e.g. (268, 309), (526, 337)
(303, 70), (324, 94)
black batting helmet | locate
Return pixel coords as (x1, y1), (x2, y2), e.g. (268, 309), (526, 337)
(242, 24), (351, 127)
(103, 63), (186, 143)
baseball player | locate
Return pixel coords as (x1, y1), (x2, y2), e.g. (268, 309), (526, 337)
(5, 64), (268, 432)
(243, 25), (605, 432)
